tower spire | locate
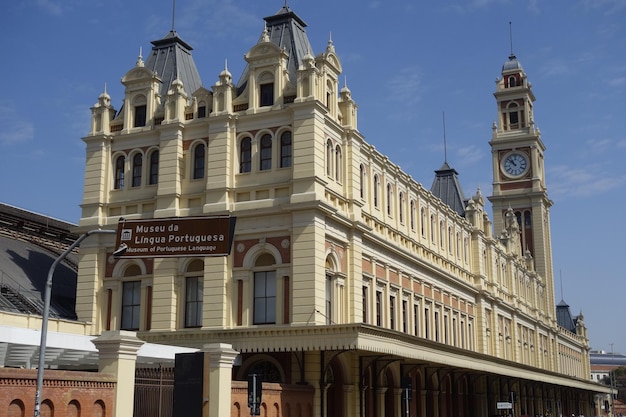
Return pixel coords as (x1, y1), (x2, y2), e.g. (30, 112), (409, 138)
(443, 111), (448, 164)
(509, 21), (514, 57)
(172, 0), (176, 31)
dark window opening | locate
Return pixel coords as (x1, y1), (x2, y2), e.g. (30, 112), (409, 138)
(260, 83), (274, 107)
(134, 105), (147, 127)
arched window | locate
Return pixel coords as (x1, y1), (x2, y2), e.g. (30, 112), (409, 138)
(240, 137), (252, 173)
(132, 153), (142, 187)
(399, 192), (405, 223)
(386, 183), (393, 216)
(260, 134), (272, 171)
(506, 102), (520, 129)
(430, 214), (436, 242)
(508, 75), (517, 87)
(149, 150), (159, 185)
(253, 253), (276, 325)
(198, 100), (207, 118)
(439, 221), (445, 248)
(185, 260), (204, 328)
(114, 155), (125, 190)
(335, 145), (342, 182)
(410, 200), (416, 230)
(193, 143), (206, 179)
(373, 174), (380, 208)
(280, 131), (292, 168)
(359, 164), (366, 199)
(326, 140), (333, 177)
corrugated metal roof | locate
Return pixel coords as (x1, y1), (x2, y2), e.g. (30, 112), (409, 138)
(144, 30), (203, 100)
(430, 162), (467, 217)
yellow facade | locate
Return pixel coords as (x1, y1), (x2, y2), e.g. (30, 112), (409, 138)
(76, 5), (607, 417)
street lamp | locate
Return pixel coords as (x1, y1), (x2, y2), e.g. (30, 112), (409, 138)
(33, 229), (122, 417)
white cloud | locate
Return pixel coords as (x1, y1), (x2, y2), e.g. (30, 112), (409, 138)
(549, 163), (626, 198)
(0, 102), (35, 145)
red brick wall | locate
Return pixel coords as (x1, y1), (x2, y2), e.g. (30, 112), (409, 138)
(231, 381), (314, 417)
(0, 368), (115, 417)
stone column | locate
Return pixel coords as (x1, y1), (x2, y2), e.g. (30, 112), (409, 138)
(204, 343), (239, 417)
(92, 330), (145, 417)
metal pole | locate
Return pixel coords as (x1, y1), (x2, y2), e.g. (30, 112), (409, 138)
(34, 229), (116, 417)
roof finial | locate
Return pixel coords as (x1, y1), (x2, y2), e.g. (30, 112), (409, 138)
(103, 82), (107, 95)
(136, 46), (144, 67)
(171, 0), (176, 32)
(225, 59), (228, 72)
(442, 111), (448, 164)
(509, 21), (514, 57)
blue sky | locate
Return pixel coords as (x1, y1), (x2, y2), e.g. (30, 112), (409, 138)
(1, 0), (625, 354)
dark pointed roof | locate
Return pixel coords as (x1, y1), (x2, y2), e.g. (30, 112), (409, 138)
(556, 299), (576, 333)
(144, 30), (203, 99)
(237, 6), (314, 90)
(430, 162), (467, 217)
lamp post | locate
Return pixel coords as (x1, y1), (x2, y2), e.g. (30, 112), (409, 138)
(34, 229), (117, 417)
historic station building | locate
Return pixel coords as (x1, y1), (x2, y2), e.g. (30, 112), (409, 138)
(73, 5), (609, 417)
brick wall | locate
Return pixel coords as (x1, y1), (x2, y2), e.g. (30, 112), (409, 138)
(0, 367), (115, 417)
(231, 380), (314, 417)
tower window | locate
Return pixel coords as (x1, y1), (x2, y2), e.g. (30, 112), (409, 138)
(260, 83), (274, 107)
(185, 276), (203, 328)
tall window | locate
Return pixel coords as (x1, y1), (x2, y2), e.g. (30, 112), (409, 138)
(413, 303), (419, 336)
(389, 295), (396, 330)
(280, 131), (292, 168)
(325, 274), (333, 325)
(375, 290), (382, 326)
(399, 192), (405, 223)
(410, 200), (416, 230)
(121, 281), (141, 330)
(373, 175), (380, 208)
(193, 143), (205, 179)
(387, 184), (393, 216)
(149, 150), (159, 185)
(132, 153), (143, 187)
(362, 285), (369, 323)
(185, 276), (203, 328)
(260, 134), (272, 171)
(114, 155), (125, 190)
(359, 164), (366, 199)
(254, 271), (276, 324)
(260, 83), (274, 107)
(134, 105), (147, 127)
(335, 145), (342, 182)
(326, 140), (333, 177)
(240, 138), (251, 173)
(402, 299), (408, 333)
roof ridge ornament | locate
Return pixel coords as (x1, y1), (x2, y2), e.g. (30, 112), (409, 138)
(259, 21), (270, 43)
(136, 46), (144, 67)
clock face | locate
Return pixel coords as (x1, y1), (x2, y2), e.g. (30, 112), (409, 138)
(502, 152), (529, 177)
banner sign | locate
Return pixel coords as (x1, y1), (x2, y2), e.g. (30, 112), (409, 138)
(115, 216), (236, 258)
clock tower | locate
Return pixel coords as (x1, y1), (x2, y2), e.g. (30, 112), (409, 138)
(488, 53), (555, 305)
